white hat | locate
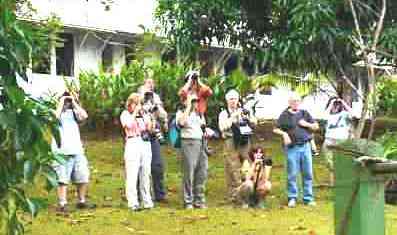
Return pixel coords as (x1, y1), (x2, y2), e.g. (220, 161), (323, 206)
(225, 89), (239, 100)
(185, 70), (200, 81)
(288, 91), (301, 101)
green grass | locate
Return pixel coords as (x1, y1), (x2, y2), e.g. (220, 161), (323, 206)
(28, 132), (397, 235)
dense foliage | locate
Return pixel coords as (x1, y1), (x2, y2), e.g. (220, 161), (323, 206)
(156, 0), (397, 138)
(78, 61), (260, 129)
(0, 0), (60, 234)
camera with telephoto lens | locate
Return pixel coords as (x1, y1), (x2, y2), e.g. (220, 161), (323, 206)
(143, 91), (159, 114)
(141, 131), (151, 142)
(152, 121), (165, 143)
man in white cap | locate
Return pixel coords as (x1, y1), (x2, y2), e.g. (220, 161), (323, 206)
(218, 89), (257, 205)
(273, 92), (319, 208)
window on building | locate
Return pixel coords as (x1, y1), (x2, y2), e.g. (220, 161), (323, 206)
(102, 44), (113, 72)
(56, 33), (74, 76)
(32, 45), (51, 74)
(125, 45), (136, 65)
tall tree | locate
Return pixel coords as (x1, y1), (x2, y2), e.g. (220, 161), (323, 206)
(0, 1), (61, 234)
(156, 0), (397, 138)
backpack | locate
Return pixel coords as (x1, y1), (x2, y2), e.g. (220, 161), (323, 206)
(168, 117), (181, 148)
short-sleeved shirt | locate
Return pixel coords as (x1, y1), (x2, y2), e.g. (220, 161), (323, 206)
(276, 109), (315, 146)
(120, 110), (148, 138)
(325, 111), (351, 140)
(52, 109), (84, 155)
(178, 85), (212, 115)
(176, 110), (205, 140)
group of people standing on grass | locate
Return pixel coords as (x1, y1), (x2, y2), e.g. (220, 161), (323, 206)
(51, 70), (353, 214)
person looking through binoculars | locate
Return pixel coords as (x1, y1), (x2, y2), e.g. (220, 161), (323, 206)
(218, 89), (257, 205)
(52, 91), (95, 214)
(139, 78), (168, 203)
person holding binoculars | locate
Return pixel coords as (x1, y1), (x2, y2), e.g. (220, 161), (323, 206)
(178, 70), (212, 116)
(139, 78), (168, 203)
(176, 94), (208, 209)
(120, 93), (154, 211)
(218, 89), (257, 205)
(52, 91), (95, 214)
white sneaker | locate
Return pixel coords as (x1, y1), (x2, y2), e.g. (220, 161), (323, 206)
(288, 199), (297, 208)
(305, 201), (316, 207)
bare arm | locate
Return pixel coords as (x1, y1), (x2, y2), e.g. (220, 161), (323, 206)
(298, 119), (319, 131)
(273, 128), (292, 146)
(55, 97), (65, 119)
(72, 99), (88, 121)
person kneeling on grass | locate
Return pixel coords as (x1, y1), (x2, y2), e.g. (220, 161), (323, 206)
(52, 91), (95, 214)
(237, 146), (272, 209)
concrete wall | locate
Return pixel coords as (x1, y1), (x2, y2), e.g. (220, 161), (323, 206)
(25, 0), (157, 33)
(247, 85), (363, 120)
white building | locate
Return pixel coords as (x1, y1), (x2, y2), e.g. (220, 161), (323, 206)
(18, 0), (157, 97)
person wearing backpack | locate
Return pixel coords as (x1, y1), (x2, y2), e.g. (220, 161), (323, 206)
(52, 91), (95, 215)
(218, 89), (257, 205)
(176, 94), (208, 209)
(273, 92), (319, 208)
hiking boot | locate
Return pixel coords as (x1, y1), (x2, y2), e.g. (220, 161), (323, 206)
(56, 205), (69, 216)
(193, 203), (207, 209)
(129, 206), (141, 212)
(76, 202), (96, 210)
(288, 199), (297, 208)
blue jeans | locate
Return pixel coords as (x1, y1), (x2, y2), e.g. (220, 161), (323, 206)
(286, 142), (314, 202)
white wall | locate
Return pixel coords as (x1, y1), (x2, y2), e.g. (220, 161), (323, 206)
(25, 0), (157, 33)
(249, 85), (363, 120)
(74, 31), (103, 75)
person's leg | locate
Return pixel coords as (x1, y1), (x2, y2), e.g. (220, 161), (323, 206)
(238, 180), (254, 208)
(54, 157), (74, 209)
(181, 139), (200, 208)
(193, 141), (208, 207)
(72, 154), (90, 205)
(286, 146), (299, 203)
(301, 143), (314, 203)
(57, 184), (68, 207)
(139, 141), (154, 209)
(124, 139), (141, 210)
(322, 139), (335, 186)
(223, 139), (234, 200)
(255, 180), (272, 208)
(150, 139), (166, 201)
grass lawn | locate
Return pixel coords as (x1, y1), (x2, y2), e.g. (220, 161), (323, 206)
(28, 131), (397, 235)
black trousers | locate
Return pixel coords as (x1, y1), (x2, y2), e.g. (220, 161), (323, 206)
(151, 138), (166, 201)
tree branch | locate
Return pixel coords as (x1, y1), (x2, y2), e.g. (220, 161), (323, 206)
(371, 0), (387, 51)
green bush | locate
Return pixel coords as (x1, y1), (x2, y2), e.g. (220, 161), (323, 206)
(79, 62), (253, 130)
(1, 1), (61, 234)
(79, 61), (146, 128)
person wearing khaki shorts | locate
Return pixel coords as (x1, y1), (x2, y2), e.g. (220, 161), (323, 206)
(218, 89), (257, 204)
